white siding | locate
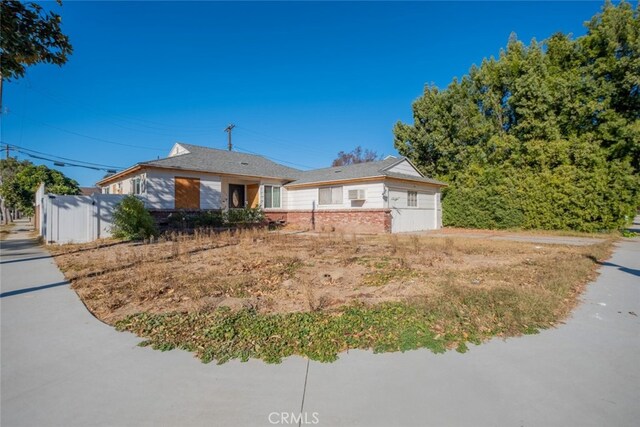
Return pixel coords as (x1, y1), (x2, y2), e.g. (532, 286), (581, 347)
(286, 182), (385, 210)
(102, 170), (291, 210)
(385, 159), (422, 177)
(103, 174), (145, 196)
(145, 169), (222, 209)
(386, 181), (442, 232)
(168, 143), (189, 157)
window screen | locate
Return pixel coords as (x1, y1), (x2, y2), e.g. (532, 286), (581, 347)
(264, 185), (281, 208)
(319, 186), (343, 205)
(408, 191), (418, 207)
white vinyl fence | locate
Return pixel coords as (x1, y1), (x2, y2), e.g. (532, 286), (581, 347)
(36, 184), (126, 244)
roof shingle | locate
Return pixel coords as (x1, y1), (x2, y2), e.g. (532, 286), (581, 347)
(141, 143), (302, 180)
(98, 143), (446, 187)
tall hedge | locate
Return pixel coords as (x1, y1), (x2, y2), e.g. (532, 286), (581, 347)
(395, 1), (640, 231)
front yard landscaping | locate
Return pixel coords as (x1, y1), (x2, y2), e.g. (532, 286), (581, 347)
(50, 229), (614, 363)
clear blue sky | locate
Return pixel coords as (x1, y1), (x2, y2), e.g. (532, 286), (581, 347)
(2, 1), (607, 186)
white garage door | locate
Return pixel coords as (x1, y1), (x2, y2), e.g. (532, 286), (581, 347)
(389, 188), (437, 233)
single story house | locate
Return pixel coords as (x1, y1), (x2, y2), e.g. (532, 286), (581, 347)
(79, 186), (101, 196)
(96, 143), (447, 233)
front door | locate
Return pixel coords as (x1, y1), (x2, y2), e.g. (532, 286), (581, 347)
(228, 184), (245, 209)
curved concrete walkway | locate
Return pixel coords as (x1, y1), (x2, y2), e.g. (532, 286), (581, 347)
(1, 219), (639, 426)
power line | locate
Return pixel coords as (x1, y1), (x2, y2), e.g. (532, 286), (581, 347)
(1, 143), (124, 172)
(21, 84), (337, 162)
(27, 119), (167, 151)
(1, 143), (125, 169)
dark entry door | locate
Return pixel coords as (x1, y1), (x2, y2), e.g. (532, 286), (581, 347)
(228, 184), (245, 209)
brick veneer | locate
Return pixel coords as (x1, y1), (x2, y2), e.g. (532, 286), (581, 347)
(265, 209), (392, 234)
(148, 209), (222, 222)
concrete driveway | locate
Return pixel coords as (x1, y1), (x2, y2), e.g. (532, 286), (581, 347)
(1, 219), (639, 426)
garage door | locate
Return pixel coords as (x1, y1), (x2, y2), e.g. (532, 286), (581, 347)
(389, 188), (436, 233)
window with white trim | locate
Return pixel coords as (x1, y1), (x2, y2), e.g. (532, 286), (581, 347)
(319, 186), (343, 205)
(132, 177), (142, 195)
(264, 185), (281, 208)
(407, 191), (418, 207)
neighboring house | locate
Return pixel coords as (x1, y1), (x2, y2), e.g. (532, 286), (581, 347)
(79, 187), (101, 196)
(96, 143), (447, 233)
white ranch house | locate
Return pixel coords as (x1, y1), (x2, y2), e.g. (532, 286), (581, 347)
(97, 143), (447, 233)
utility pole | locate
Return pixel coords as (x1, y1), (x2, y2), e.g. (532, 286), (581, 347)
(224, 123), (235, 151)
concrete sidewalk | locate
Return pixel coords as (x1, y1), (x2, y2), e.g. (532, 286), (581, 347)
(1, 219), (639, 426)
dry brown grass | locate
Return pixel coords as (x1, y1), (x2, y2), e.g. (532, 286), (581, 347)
(0, 223), (15, 240)
(50, 229), (614, 327)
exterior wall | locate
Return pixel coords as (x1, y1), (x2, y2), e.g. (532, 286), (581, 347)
(104, 177), (133, 195)
(219, 176), (289, 210)
(275, 180), (392, 233)
(103, 173), (145, 196)
(145, 169), (222, 210)
(385, 159), (422, 177)
(285, 182), (385, 211)
(385, 180), (442, 232)
(101, 168), (291, 211)
(265, 209), (392, 234)
(261, 179), (289, 210)
(97, 167), (443, 233)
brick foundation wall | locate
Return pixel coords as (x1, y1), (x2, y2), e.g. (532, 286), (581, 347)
(149, 209), (222, 222)
(148, 210), (223, 232)
(265, 209), (392, 234)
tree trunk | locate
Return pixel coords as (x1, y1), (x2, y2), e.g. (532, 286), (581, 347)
(0, 198), (8, 225)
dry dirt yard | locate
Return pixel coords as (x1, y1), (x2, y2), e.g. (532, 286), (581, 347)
(50, 229), (613, 327)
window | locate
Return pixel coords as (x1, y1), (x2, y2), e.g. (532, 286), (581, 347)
(319, 186), (343, 205)
(130, 175), (146, 195)
(408, 191), (418, 207)
(264, 185), (281, 208)
(132, 177), (142, 195)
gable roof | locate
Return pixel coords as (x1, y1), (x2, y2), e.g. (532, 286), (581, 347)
(97, 143), (303, 185)
(96, 143), (446, 188)
(285, 157), (447, 187)
(143, 143), (302, 179)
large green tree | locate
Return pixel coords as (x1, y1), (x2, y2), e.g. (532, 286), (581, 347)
(0, 0), (73, 222)
(0, 159), (80, 217)
(394, 1), (639, 232)
(0, 0), (72, 104)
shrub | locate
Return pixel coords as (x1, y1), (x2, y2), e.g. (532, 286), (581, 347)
(165, 208), (265, 231)
(112, 195), (158, 240)
(224, 207), (265, 225)
(194, 211), (225, 227)
(167, 210), (225, 229)
(442, 153), (640, 232)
